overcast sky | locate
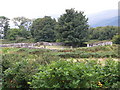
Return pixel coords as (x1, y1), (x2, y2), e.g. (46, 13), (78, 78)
(0, 0), (119, 19)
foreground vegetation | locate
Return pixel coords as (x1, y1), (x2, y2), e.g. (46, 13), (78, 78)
(1, 45), (119, 88)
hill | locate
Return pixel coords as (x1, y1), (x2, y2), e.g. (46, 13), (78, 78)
(87, 9), (118, 27)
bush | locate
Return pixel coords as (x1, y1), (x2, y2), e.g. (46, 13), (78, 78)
(2, 54), (25, 71)
(112, 35), (120, 44)
(2, 48), (59, 88)
(31, 60), (98, 88)
(30, 59), (119, 88)
(3, 59), (37, 88)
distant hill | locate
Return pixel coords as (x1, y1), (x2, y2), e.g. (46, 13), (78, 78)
(87, 9), (118, 27)
(90, 16), (119, 27)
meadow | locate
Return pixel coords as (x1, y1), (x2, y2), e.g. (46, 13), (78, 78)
(1, 45), (120, 88)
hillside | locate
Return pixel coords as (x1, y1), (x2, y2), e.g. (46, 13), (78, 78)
(90, 16), (118, 27)
(87, 9), (118, 27)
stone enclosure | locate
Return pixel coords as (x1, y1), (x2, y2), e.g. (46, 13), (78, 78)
(87, 41), (112, 47)
(0, 42), (64, 48)
(0, 41), (113, 48)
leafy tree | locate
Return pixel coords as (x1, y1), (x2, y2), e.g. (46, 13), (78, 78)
(89, 26), (118, 40)
(12, 17), (32, 31)
(12, 17), (33, 39)
(20, 30), (32, 39)
(0, 16), (10, 38)
(56, 8), (89, 46)
(31, 16), (57, 42)
(6, 28), (22, 40)
(112, 34), (120, 44)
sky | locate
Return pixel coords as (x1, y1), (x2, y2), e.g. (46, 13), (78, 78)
(0, 0), (119, 19)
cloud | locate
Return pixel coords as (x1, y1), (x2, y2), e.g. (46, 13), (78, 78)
(0, 0), (119, 19)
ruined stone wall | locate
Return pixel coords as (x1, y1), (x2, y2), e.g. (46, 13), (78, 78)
(87, 41), (112, 47)
(0, 42), (64, 47)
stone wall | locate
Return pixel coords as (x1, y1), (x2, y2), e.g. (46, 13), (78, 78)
(35, 42), (64, 46)
(0, 42), (64, 47)
(87, 41), (112, 47)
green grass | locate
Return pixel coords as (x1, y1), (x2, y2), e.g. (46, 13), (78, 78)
(1, 44), (119, 58)
(35, 45), (71, 50)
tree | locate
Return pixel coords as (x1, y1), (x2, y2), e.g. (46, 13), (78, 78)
(56, 8), (89, 46)
(112, 34), (120, 44)
(12, 17), (33, 39)
(88, 26), (118, 41)
(12, 17), (32, 31)
(31, 16), (57, 42)
(20, 30), (32, 39)
(6, 28), (22, 40)
(0, 16), (10, 38)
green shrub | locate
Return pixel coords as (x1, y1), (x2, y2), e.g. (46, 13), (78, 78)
(31, 60), (98, 88)
(112, 35), (120, 44)
(96, 59), (120, 88)
(30, 59), (119, 88)
(3, 59), (37, 88)
(2, 49), (59, 88)
(2, 54), (25, 71)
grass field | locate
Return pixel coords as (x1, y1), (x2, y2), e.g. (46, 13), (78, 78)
(35, 45), (71, 50)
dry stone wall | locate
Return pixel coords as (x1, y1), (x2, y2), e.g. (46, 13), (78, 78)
(0, 42), (64, 48)
(87, 41), (112, 47)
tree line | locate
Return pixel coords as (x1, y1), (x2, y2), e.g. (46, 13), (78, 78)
(0, 8), (119, 46)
